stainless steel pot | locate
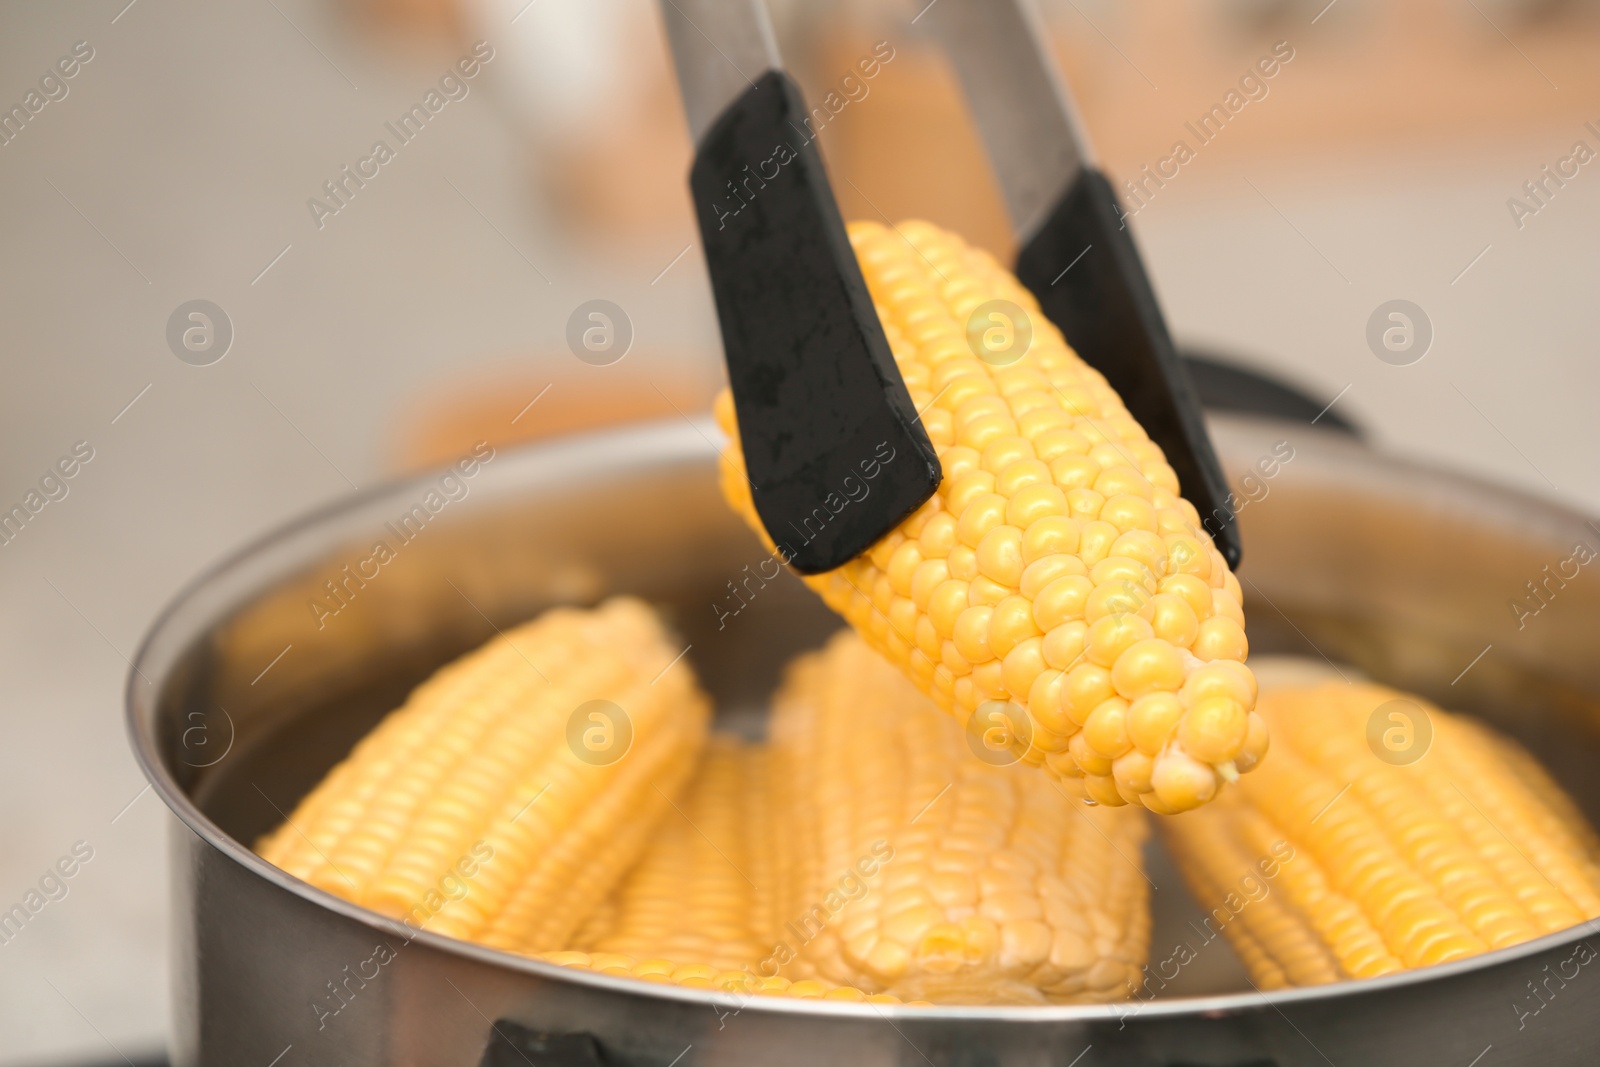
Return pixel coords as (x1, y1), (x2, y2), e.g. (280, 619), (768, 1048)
(129, 415), (1600, 1067)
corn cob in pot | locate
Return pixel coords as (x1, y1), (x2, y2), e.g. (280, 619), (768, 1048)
(257, 597), (709, 954)
(1157, 675), (1600, 987)
(582, 633), (1151, 1004)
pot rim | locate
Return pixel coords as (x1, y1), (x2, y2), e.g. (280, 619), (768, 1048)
(126, 415), (1600, 1022)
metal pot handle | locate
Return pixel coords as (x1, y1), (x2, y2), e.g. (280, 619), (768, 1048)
(475, 1023), (1287, 1067)
(480, 1022), (618, 1066)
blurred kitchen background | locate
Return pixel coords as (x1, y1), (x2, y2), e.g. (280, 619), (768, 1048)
(1, 0), (1597, 1061)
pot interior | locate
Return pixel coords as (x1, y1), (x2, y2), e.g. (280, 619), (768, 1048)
(136, 415), (1600, 1003)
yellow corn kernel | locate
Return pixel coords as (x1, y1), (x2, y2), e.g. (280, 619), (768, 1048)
(256, 598), (710, 953)
(713, 220), (1255, 811)
(1158, 672), (1600, 987)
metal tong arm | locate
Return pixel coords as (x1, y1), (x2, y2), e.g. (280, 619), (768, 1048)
(920, 0), (1093, 242)
(657, 0), (942, 574)
(923, 0), (1242, 567)
(658, 0), (782, 144)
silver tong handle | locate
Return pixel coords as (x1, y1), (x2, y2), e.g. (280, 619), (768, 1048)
(921, 0), (1095, 242)
(659, 0), (783, 145)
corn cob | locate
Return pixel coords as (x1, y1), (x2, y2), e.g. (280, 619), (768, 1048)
(715, 219), (1261, 813)
(532, 950), (916, 1004)
(765, 632), (1149, 1004)
(577, 735), (773, 971)
(552, 732), (922, 1004)
(1157, 675), (1600, 988)
(257, 597), (709, 954)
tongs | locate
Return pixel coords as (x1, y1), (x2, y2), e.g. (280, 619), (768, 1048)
(659, 0), (1239, 574)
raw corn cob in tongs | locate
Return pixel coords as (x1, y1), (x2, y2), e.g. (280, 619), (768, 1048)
(1158, 672), (1600, 987)
(715, 221), (1263, 814)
